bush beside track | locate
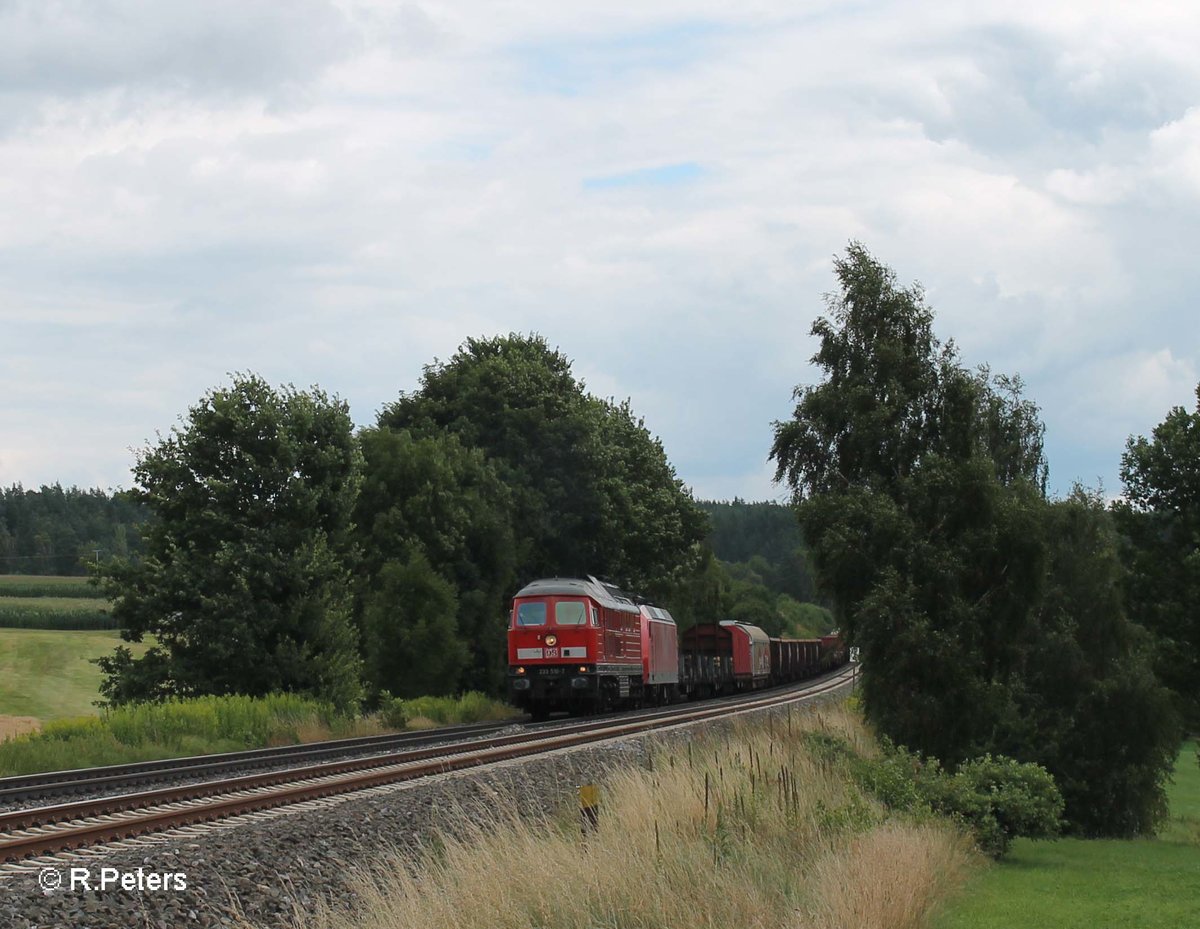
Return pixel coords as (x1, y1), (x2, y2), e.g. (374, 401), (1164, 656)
(379, 691), (518, 729)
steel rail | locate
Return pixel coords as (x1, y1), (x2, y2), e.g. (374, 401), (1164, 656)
(0, 719), (521, 805)
(0, 666), (856, 863)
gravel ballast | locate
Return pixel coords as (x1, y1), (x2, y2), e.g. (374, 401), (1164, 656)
(0, 684), (853, 929)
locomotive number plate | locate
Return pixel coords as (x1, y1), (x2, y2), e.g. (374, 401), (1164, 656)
(544, 647), (559, 658)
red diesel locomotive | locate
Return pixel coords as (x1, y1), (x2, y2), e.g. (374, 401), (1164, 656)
(508, 576), (847, 718)
(507, 576), (679, 719)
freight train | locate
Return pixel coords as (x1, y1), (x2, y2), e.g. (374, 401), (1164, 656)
(507, 576), (846, 719)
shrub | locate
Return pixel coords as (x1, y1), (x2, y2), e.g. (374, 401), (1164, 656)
(952, 755), (1064, 850)
(378, 692), (408, 730)
(394, 691), (513, 726)
(852, 750), (928, 815)
(847, 745), (1063, 858)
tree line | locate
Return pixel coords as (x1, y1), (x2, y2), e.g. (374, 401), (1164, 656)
(0, 485), (146, 574)
(700, 500), (834, 637)
(771, 243), (1196, 838)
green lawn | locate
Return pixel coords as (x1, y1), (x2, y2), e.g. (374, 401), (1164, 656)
(0, 629), (142, 720)
(934, 742), (1200, 929)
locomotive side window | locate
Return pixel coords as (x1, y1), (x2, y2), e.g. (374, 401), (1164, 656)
(591, 605), (599, 626)
(555, 601), (587, 625)
(516, 602), (547, 626)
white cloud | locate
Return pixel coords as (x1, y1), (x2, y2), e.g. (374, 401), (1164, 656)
(1149, 106), (1200, 198)
(0, 1), (1198, 500)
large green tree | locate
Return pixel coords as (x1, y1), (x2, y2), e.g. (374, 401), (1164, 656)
(770, 245), (1048, 762)
(1017, 488), (1180, 835)
(377, 334), (707, 598)
(360, 549), (468, 699)
(355, 427), (516, 695)
(1115, 385), (1200, 731)
(771, 244), (1178, 833)
(97, 375), (363, 710)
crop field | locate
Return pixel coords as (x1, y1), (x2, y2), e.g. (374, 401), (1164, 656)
(934, 741), (1200, 929)
(0, 574), (105, 598)
(0, 574), (115, 629)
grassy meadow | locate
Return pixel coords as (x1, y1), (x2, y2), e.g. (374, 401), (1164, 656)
(0, 628), (141, 723)
(0, 572), (518, 768)
(934, 741), (1200, 929)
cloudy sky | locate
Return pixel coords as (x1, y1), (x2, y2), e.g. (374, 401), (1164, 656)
(2, 1), (1197, 502)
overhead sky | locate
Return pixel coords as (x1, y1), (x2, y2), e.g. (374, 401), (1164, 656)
(2, 1), (1197, 502)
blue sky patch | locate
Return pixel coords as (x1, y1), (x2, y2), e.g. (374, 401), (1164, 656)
(583, 162), (704, 190)
(513, 21), (725, 96)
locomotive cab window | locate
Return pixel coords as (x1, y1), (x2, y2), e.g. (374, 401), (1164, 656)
(554, 601), (587, 626)
(516, 602), (547, 627)
(591, 605), (599, 627)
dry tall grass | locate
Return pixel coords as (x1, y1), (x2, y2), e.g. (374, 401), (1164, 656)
(284, 705), (977, 929)
(808, 822), (974, 929)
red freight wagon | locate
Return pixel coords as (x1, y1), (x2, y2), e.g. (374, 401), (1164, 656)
(639, 603), (679, 704)
(679, 621), (771, 693)
(723, 620), (771, 686)
(508, 576), (644, 719)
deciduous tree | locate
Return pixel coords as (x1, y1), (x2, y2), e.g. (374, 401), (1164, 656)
(97, 374), (363, 710)
(1115, 385), (1200, 731)
(771, 244), (1178, 833)
(378, 334), (707, 600)
(355, 427), (515, 694)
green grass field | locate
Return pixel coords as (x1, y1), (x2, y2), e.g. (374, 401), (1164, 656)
(0, 629), (142, 720)
(934, 741), (1200, 929)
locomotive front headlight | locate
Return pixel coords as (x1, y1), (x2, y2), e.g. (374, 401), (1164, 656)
(578, 666), (587, 673)
(544, 634), (558, 647)
(516, 666), (526, 675)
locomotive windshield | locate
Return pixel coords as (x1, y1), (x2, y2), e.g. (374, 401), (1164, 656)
(554, 601), (587, 625)
(516, 602), (547, 626)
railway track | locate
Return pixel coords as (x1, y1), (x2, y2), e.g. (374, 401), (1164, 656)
(0, 665), (856, 865)
(0, 718), (523, 806)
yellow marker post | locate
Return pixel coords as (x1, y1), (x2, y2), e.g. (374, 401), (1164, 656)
(578, 783), (600, 834)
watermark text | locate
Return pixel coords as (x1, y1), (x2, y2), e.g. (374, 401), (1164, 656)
(38, 866), (187, 894)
